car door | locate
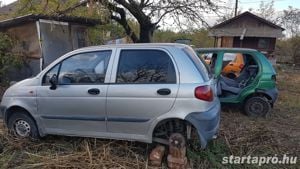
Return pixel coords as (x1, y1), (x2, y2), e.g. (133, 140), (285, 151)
(37, 50), (113, 136)
(106, 48), (179, 137)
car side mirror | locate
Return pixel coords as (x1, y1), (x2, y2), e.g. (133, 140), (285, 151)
(49, 74), (58, 90)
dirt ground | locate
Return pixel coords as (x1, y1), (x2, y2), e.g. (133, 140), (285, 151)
(0, 68), (299, 169)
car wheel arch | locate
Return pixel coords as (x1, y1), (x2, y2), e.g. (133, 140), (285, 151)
(152, 118), (188, 131)
(152, 118), (187, 137)
(5, 106), (37, 127)
(244, 92), (273, 104)
(151, 117), (205, 147)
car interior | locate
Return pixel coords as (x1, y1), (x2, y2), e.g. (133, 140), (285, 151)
(208, 53), (259, 98)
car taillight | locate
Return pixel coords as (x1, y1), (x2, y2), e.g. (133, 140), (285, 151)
(195, 85), (213, 102)
(239, 64), (244, 69)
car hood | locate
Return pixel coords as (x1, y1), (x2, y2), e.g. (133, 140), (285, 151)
(3, 78), (40, 97)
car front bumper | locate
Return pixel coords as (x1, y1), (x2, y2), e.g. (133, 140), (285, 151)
(185, 102), (221, 148)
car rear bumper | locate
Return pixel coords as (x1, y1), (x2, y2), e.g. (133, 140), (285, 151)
(256, 87), (278, 104)
(185, 102), (220, 148)
(268, 87), (278, 103)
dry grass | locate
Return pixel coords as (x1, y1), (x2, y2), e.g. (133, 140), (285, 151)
(0, 133), (154, 169)
(0, 68), (300, 169)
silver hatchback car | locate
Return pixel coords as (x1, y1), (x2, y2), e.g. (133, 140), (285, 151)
(0, 43), (220, 148)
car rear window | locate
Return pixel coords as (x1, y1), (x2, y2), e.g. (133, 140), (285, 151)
(182, 47), (211, 81)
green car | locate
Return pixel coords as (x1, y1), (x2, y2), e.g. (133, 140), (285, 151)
(196, 48), (278, 117)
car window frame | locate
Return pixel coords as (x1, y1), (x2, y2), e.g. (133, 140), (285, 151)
(112, 48), (178, 84)
(41, 50), (113, 86)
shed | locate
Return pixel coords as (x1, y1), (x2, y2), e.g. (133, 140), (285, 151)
(209, 11), (284, 59)
(0, 14), (101, 81)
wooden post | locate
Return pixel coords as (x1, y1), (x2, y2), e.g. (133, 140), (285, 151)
(167, 133), (188, 169)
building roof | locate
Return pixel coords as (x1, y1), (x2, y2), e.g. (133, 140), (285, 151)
(0, 1), (18, 14)
(212, 11), (284, 30)
(0, 14), (102, 29)
(210, 11), (284, 38)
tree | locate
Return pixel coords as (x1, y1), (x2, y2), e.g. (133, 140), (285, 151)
(153, 28), (214, 47)
(248, 1), (300, 37)
(217, 0), (242, 23)
(18, 0), (220, 43)
(256, 0), (276, 22)
(17, 0), (82, 16)
(276, 36), (300, 64)
(89, 0), (219, 43)
(280, 7), (300, 37)
(248, 0), (280, 24)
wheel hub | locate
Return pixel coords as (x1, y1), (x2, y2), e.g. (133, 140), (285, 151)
(250, 102), (264, 114)
(14, 120), (31, 137)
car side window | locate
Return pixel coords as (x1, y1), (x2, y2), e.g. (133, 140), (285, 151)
(43, 51), (112, 85)
(198, 52), (218, 75)
(116, 50), (176, 84)
(56, 51), (111, 85)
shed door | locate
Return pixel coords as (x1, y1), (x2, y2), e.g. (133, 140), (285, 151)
(39, 21), (72, 68)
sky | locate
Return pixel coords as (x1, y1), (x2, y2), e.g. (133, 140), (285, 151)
(0, 0), (300, 11)
(238, 0), (300, 11)
(2, 0), (300, 10)
(1, 0), (299, 27)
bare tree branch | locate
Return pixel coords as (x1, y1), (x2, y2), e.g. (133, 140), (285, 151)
(24, 0), (221, 43)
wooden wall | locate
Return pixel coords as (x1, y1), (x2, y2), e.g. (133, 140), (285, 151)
(233, 37), (276, 54)
(5, 22), (42, 59)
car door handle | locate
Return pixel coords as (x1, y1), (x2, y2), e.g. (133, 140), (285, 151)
(88, 88), (100, 95)
(157, 88), (171, 95)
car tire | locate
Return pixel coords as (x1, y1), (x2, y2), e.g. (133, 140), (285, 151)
(244, 96), (271, 117)
(7, 112), (39, 139)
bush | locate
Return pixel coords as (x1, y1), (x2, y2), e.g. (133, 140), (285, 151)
(0, 33), (22, 85)
(276, 36), (300, 65)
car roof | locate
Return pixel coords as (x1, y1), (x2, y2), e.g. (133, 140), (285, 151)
(78, 43), (188, 51)
(195, 48), (257, 52)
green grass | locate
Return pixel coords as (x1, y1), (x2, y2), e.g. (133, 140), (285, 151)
(187, 139), (230, 168)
